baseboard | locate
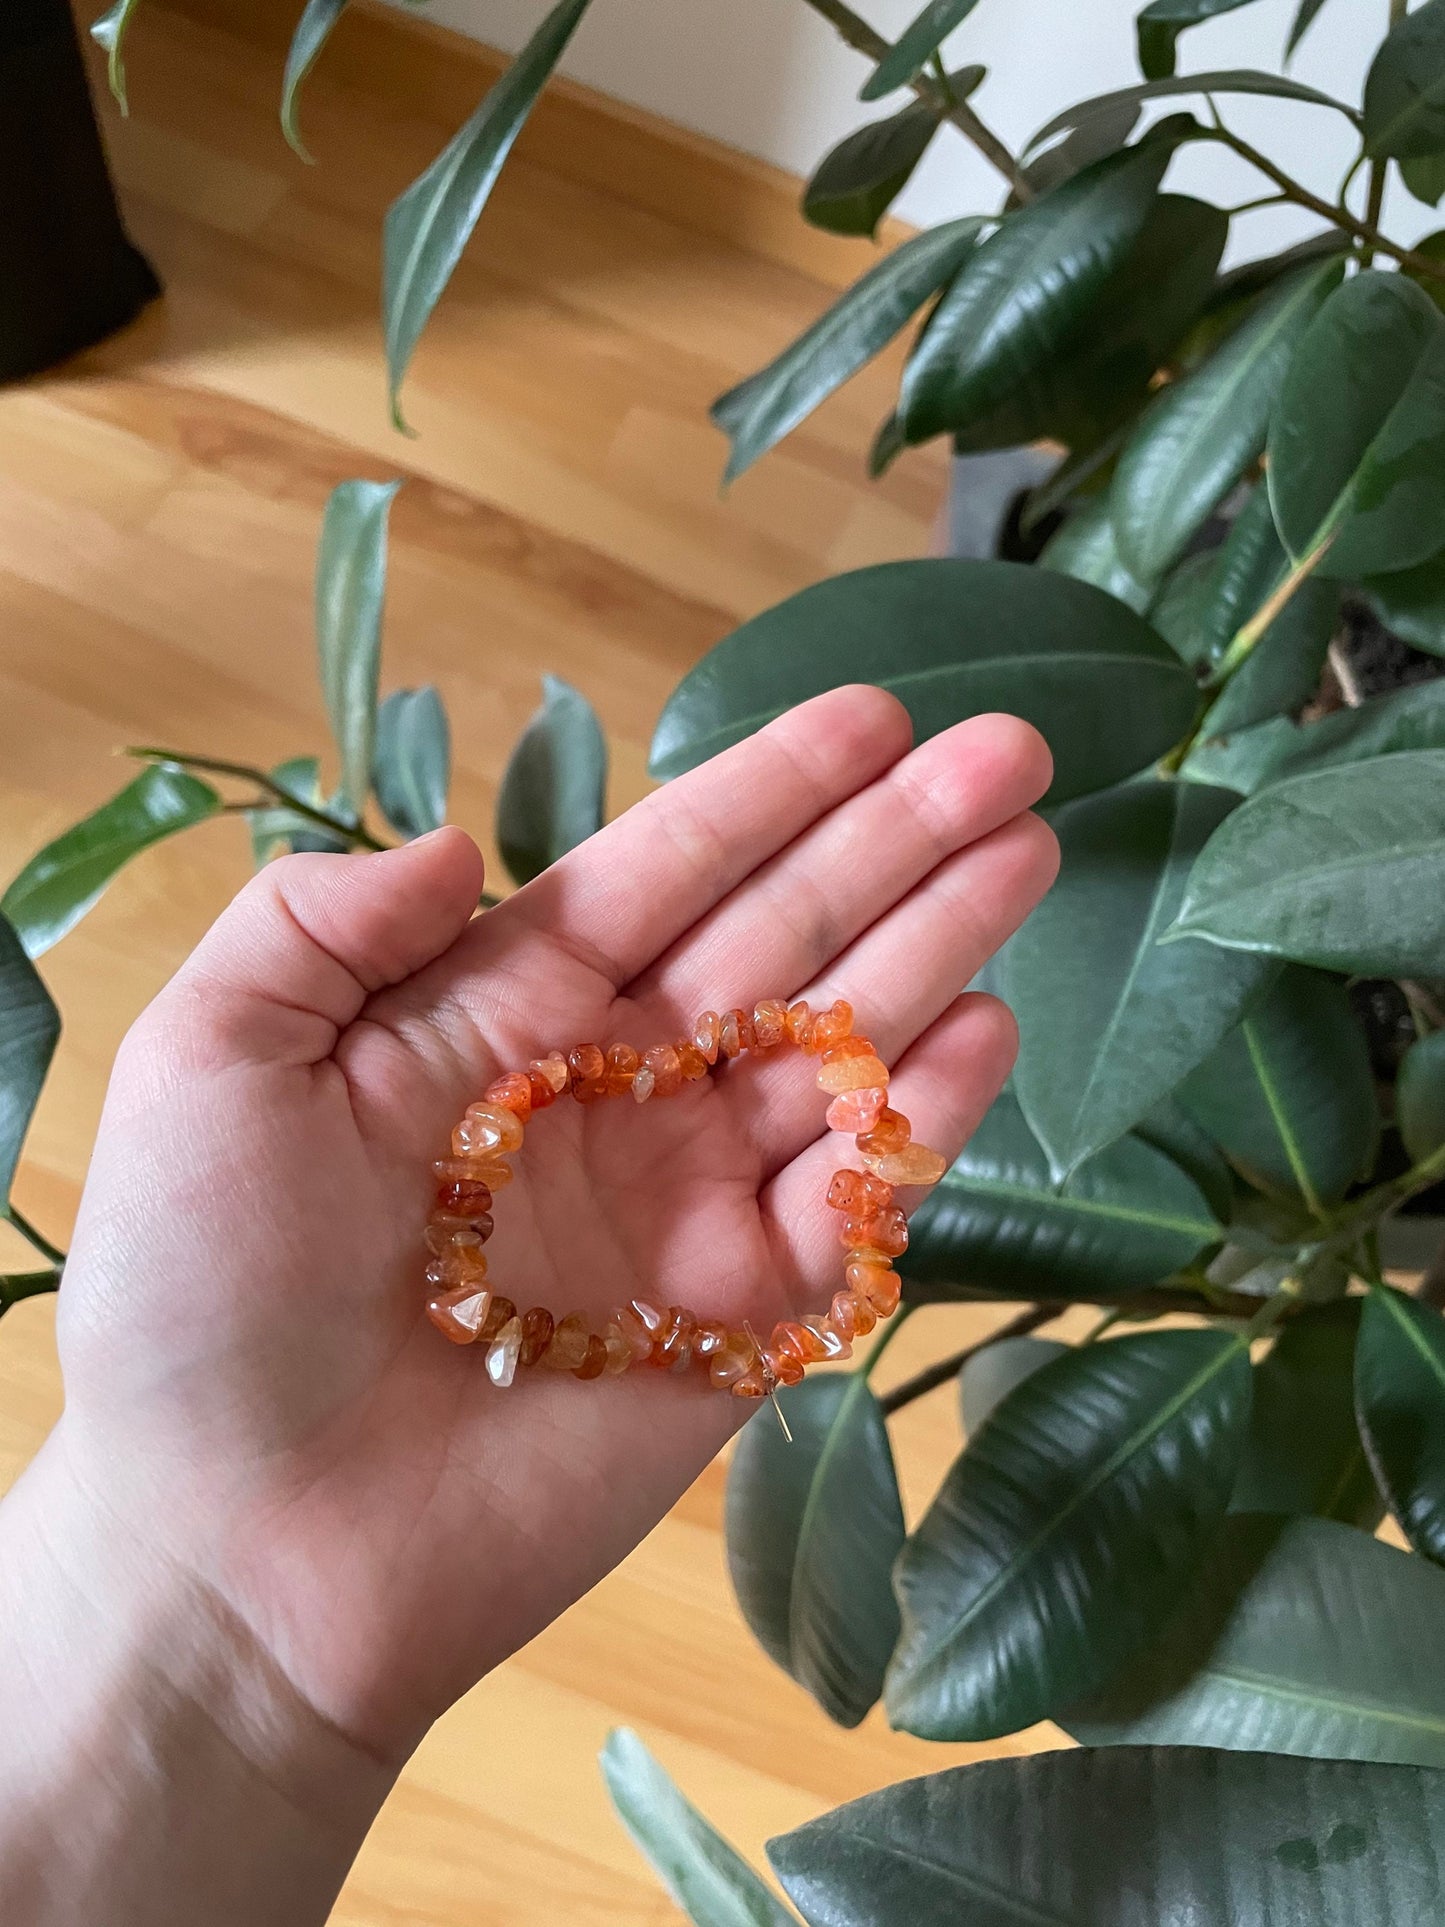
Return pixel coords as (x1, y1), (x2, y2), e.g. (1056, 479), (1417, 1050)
(147, 0), (913, 291)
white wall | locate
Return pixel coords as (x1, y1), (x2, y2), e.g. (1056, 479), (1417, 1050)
(411, 0), (1433, 264)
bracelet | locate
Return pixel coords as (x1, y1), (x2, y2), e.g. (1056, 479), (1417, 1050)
(421, 997), (946, 1414)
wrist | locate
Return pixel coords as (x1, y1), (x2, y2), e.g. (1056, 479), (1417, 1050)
(0, 1427), (397, 1927)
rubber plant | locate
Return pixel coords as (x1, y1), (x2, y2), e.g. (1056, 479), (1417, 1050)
(8, 0), (1445, 1916)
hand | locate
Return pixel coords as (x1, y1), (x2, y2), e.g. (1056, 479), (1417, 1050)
(10, 688), (1055, 1799)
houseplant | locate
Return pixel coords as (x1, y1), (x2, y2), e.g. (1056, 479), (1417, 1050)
(7, 0), (1445, 1914)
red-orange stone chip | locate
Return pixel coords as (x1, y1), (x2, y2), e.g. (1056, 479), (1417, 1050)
(485, 1072), (533, 1120)
(574, 1333), (608, 1380)
(519, 1305), (555, 1367)
(857, 1107), (911, 1156)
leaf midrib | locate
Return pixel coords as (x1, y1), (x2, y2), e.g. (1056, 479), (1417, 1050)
(955, 1171), (1217, 1238)
(1193, 1660), (1445, 1742)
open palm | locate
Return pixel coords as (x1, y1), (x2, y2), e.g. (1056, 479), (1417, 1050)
(48, 687), (1055, 1764)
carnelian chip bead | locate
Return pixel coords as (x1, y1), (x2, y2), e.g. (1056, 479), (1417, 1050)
(868, 1143), (948, 1186)
(839, 1205), (909, 1259)
(542, 1311), (590, 1370)
(830, 1290), (862, 1339)
(644, 1044), (683, 1098)
(676, 1041), (709, 1082)
(632, 1063), (657, 1103)
(818, 1051), (889, 1095)
(656, 1307), (696, 1370)
(630, 1297), (666, 1334)
(785, 1000), (813, 1048)
(823, 1034), (876, 1060)
(427, 1285), (492, 1344)
(808, 999), (854, 1053)
(694, 1011), (721, 1064)
(479, 1294), (516, 1342)
(611, 1306), (655, 1363)
(602, 1327), (633, 1374)
(849, 1292), (878, 1336)
(525, 1068), (557, 1112)
(486, 1316), (524, 1387)
(575, 1333), (608, 1380)
(426, 1242), (489, 1288)
(719, 1010), (744, 1058)
(425, 1216), (485, 1255)
(847, 1259), (900, 1316)
(857, 1107), (911, 1156)
(803, 1312), (851, 1360)
(826, 1169), (893, 1215)
(532, 1053), (570, 1095)
(825, 1087), (886, 1133)
(731, 1366), (767, 1399)
(519, 1305), (555, 1367)
(605, 1042), (640, 1095)
(694, 1320), (728, 1357)
(568, 1043), (607, 1101)
(485, 1072), (533, 1120)
(764, 1347), (805, 1388)
(454, 1103), (523, 1157)
(753, 999), (787, 1048)
(710, 1335), (757, 1388)
(435, 1178), (495, 1223)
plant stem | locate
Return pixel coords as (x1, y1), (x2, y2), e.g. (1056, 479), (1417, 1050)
(128, 747), (391, 853)
(1360, 0), (1409, 268)
(796, 0), (1033, 200)
(1205, 122), (1445, 285)
(3, 1205), (66, 1268)
(0, 1269), (62, 1315)
(878, 1303), (1058, 1415)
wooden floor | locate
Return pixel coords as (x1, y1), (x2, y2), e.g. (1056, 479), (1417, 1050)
(0, 6), (1060, 1918)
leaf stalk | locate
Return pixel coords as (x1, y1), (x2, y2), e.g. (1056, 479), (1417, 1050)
(127, 747), (392, 853)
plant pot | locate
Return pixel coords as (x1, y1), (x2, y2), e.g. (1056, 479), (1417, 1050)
(0, 0), (159, 382)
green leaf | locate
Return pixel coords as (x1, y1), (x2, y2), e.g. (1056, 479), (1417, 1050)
(959, 1334), (1069, 1434)
(1134, 0), (1264, 83)
(1363, 547), (1445, 657)
(1399, 1031), (1445, 1165)
(1, 767), (221, 959)
(1027, 69), (1360, 157)
(1133, 1095), (1234, 1220)
(885, 1329), (1251, 1739)
(649, 559), (1195, 804)
(1185, 679), (1445, 794)
(1111, 257), (1343, 582)
(769, 1747), (1445, 1926)
(906, 1092), (1222, 1302)
(1285, 0), (1333, 56)
(1268, 271), (1445, 579)
(281, 0), (348, 161)
(1039, 495), (1154, 612)
(711, 219), (983, 483)
(1363, 0), (1445, 159)
(0, 918), (60, 1206)
(1203, 231), (1350, 316)
(949, 190), (1226, 457)
(1003, 781), (1274, 1178)
(315, 478), (400, 822)
(1358, 1285), (1445, 1565)
(1231, 1301), (1382, 1526)
(803, 97), (954, 238)
(1065, 1515), (1445, 1764)
(1170, 749), (1445, 978)
(372, 686), (450, 839)
(1405, 157), (1445, 210)
(90, 0), (141, 113)
(1178, 967), (1378, 1213)
(382, 0), (592, 429)
(725, 1372), (904, 1728)
(1016, 100), (1141, 200)
(246, 756), (345, 866)
(600, 1729), (799, 1927)
(497, 674), (606, 888)
(860, 0), (983, 101)
(898, 141), (1175, 445)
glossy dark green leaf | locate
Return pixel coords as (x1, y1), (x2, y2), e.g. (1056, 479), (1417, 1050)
(497, 674), (606, 888)
(711, 219), (983, 482)
(649, 559), (1194, 803)
(1286, 0), (1333, 53)
(90, 0), (141, 112)
(1170, 749), (1445, 977)
(1133, 1095), (1234, 1220)
(1039, 495), (1154, 612)
(1134, 0), (1263, 82)
(1358, 1285), (1445, 1565)
(770, 1747), (1445, 1927)
(1016, 100), (1140, 200)
(315, 478), (400, 820)
(860, 0), (983, 101)
(1364, 0), (1445, 159)
(1111, 258), (1342, 582)
(1363, 548), (1445, 657)
(906, 1092), (1221, 1302)
(1405, 158), (1445, 210)
(372, 686), (450, 839)
(1, 767), (221, 959)
(948, 190), (1226, 456)
(958, 1334), (1068, 1435)
(246, 756), (344, 866)
(802, 101), (941, 237)
(1185, 679), (1445, 793)
(1026, 69), (1359, 157)
(1399, 1031), (1445, 1165)
(1179, 967), (1378, 1212)
(1203, 233), (1350, 317)
(382, 0), (592, 429)
(726, 1372), (904, 1728)
(1231, 1301), (1382, 1526)
(281, 0), (348, 161)
(885, 1329), (1251, 1739)
(898, 142), (1173, 445)
(600, 1729), (799, 1927)
(1066, 1515), (1445, 1762)
(1268, 271), (1445, 579)
(0, 918), (59, 1206)
(1006, 782), (1274, 1177)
